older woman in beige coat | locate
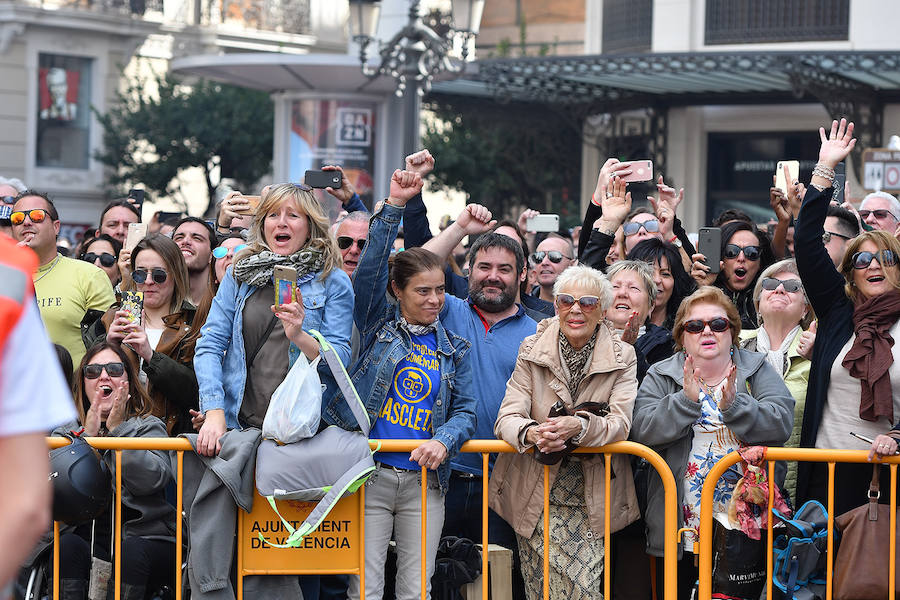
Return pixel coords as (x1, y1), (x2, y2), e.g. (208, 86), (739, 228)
(490, 264), (640, 600)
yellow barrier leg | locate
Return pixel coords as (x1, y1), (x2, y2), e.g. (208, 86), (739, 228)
(543, 464), (549, 600)
(891, 464), (897, 600)
(826, 462), (835, 600)
(767, 461), (774, 600)
(360, 483), (366, 600)
(604, 454), (611, 600)
(176, 451), (183, 600)
(53, 521), (60, 600)
(421, 466), (427, 600)
(115, 450), (122, 600)
(482, 453), (489, 600)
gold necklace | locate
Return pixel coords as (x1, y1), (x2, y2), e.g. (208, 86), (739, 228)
(33, 254), (61, 284)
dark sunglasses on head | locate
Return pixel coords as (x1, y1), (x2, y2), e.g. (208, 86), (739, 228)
(1, 195), (15, 204)
(290, 183), (313, 192)
(131, 268), (168, 284)
(683, 317), (731, 334)
(212, 244), (248, 259)
(531, 250), (571, 264)
(337, 236), (366, 252)
(851, 249), (897, 270)
(761, 277), (803, 293)
(84, 362), (126, 379)
(555, 293), (600, 311)
(623, 220), (660, 237)
(9, 209), (49, 226)
(859, 209), (899, 221)
(822, 231), (852, 244)
(723, 244), (761, 261)
(82, 252), (117, 268)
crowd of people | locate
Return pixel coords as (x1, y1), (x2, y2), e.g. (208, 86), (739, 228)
(4, 119), (900, 600)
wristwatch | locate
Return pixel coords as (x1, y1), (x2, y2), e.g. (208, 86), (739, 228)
(669, 235), (683, 248)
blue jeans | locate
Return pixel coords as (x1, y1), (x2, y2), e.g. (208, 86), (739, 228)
(441, 472), (526, 600)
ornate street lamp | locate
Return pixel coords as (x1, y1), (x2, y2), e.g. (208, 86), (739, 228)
(349, 0), (484, 157)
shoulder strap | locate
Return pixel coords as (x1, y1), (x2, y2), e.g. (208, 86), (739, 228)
(309, 330), (370, 435)
(247, 314), (278, 369)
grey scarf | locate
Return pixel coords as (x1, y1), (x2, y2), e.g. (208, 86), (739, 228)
(400, 315), (438, 336)
(232, 247), (325, 288)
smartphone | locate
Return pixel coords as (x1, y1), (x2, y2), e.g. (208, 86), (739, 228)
(127, 188), (145, 212)
(304, 170), (342, 189)
(698, 227), (722, 274)
(621, 160), (653, 183)
(273, 265), (298, 308)
(120, 291), (143, 327)
(775, 160), (800, 193)
(832, 162), (846, 203)
(234, 195), (261, 216)
(124, 222), (148, 252)
(526, 214), (560, 233)
(156, 211), (183, 226)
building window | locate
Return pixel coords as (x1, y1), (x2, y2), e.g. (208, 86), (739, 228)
(705, 0), (849, 45)
(36, 54), (93, 170)
(603, 0), (652, 54)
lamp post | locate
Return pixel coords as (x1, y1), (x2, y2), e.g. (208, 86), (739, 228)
(349, 0), (484, 160)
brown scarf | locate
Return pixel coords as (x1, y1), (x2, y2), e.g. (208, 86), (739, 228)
(842, 290), (900, 422)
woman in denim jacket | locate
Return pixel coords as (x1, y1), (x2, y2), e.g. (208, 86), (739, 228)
(322, 170), (476, 600)
(193, 183), (353, 456)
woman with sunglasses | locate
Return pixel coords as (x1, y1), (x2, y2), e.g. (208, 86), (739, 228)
(491, 264), (640, 600)
(194, 183), (352, 457)
(55, 341), (175, 600)
(83, 234), (200, 435)
(739, 259), (814, 501)
(691, 220), (776, 329)
(79, 233), (122, 288)
(632, 286), (793, 598)
(794, 119), (900, 514)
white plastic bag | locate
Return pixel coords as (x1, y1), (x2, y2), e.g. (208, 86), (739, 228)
(262, 353), (322, 443)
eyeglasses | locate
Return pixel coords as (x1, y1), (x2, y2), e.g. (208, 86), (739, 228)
(531, 250), (572, 264)
(683, 317), (731, 334)
(851, 250), (897, 270)
(822, 231), (852, 244)
(723, 244), (761, 261)
(82, 252), (117, 268)
(623, 220), (660, 237)
(212, 244), (248, 259)
(84, 362), (126, 379)
(555, 293), (601, 311)
(859, 209), (899, 222)
(1, 195), (15, 204)
(337, 236), (366, 252)
(290, 183), (313, 192)
(761, 277), (803, 293)
(9, 209), (49, 225)
(131, 268), (168, 284)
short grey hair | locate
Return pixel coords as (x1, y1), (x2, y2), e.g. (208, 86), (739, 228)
(751, 258), (814, 329)
(552, 265), (613, 311)
(861, 191), (900, 219)
(606, 259), (657, 310)
(0, 177), (27, 193)
(335, 210), (371, 227)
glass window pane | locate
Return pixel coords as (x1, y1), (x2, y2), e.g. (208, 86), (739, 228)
(36, 53), (93, 170)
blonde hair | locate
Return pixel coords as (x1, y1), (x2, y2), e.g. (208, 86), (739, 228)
(553, 264), (613, 311)
(235, 183), (341, 279)
(606, 259), (658, 311)
(672, 286), (741, 351)
(839, 230), (900, 302)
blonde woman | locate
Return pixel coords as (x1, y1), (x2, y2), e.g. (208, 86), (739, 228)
(194, 183), (353, 456)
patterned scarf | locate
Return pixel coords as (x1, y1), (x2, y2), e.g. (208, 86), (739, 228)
(399, 315), (438, 336)
(232, 247), (325, 288)
(558, 326), (598, 397)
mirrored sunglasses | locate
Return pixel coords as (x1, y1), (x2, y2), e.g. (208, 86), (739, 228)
(9, 209), (49, 225)
(851, 250), (897, 270)
(82, 252), (117, 268)
(337, 236), (366, 251)
(761, 278), (803, 293)
(723, 244), (761, 261)
(623, 220), (660, 237)
(859, 209), (899, 221)
(531, 250), (571, 264)
(555, 293), (600, 311)
(132, 268), (168, 284)
(212, 244), (248, 259)
(1, 195), (16, 204)
(84, 362), (125, 379)
(683, 318), (731, 334)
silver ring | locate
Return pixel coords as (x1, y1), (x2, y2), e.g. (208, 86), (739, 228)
(606, 192), (613, 198)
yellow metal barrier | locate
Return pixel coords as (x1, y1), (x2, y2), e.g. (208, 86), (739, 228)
(46, 437), (679, 600)
(696, 448), (900, 600)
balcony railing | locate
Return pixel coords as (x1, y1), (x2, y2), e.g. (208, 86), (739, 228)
(705, 0), (849, 45)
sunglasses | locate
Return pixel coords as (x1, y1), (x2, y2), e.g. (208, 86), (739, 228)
(761, 277), (803, 293)
(84, 362), (126, 379)
(683, 317), (731, 334)
(132, 268), (168, 284)
(9, 209), (49, 225)
(859, 209), (899, 222)
(723, 244), (761, 261)
(555, 293), (601, 311)
(623, 220), (660, 237)
(531, 250), (571, 264)
(212, 244), (248, 259)
(290, 183), (313, 192)
(851, 250), (897, 270)
(822, 231), (852, 244)
(337, 236), (366, 252)
(82, 252), (117, 268)
(1, 195), (15, 204)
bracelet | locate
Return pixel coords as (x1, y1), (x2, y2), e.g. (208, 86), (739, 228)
(812, 163), (835, 182)
(669, 235), (678, 243)
(591, 193), (601, 207)
(384, 198), (403, 207)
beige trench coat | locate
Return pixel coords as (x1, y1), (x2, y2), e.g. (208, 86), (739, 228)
(489, 317), (641, 539)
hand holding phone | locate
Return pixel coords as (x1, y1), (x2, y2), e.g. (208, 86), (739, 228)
(621, 160), (653, 183)
(774, 160), (800, 193)
(526, 214), (559, 233)
(273, 265), (298, 308)
(233, 195), (260, 216)
(124, 222), (149, 252)
(304, 170), (342, 189)
(697, 227), (722, 275)
(120, 291), (143, 327)
(128, 189), (145, 212)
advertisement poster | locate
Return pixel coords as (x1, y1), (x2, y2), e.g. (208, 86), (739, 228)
(289, 99), (377, 212)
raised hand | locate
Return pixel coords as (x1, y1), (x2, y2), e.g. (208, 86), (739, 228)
(818, 118), (857, 169)
(518, 208), (539, 235)
(797, 320), (816, 360)
(593, 158), (634, 202)
(690, 252), (718, 286)
(770, 185), (790, 223)
(456, 204), (496, 236)
(322, 165), (357, 205)
(621, 311), (640, 345)
(272, 295), (306, 347)
(785, 163), (805, 218)
(388, 169), (424, 205)
(405, 149), (435, 177)
(597, 175), (632, 228)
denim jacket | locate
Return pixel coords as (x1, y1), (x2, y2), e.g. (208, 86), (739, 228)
(322, 202), (477, 493)
(195, 266), (353, 429)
